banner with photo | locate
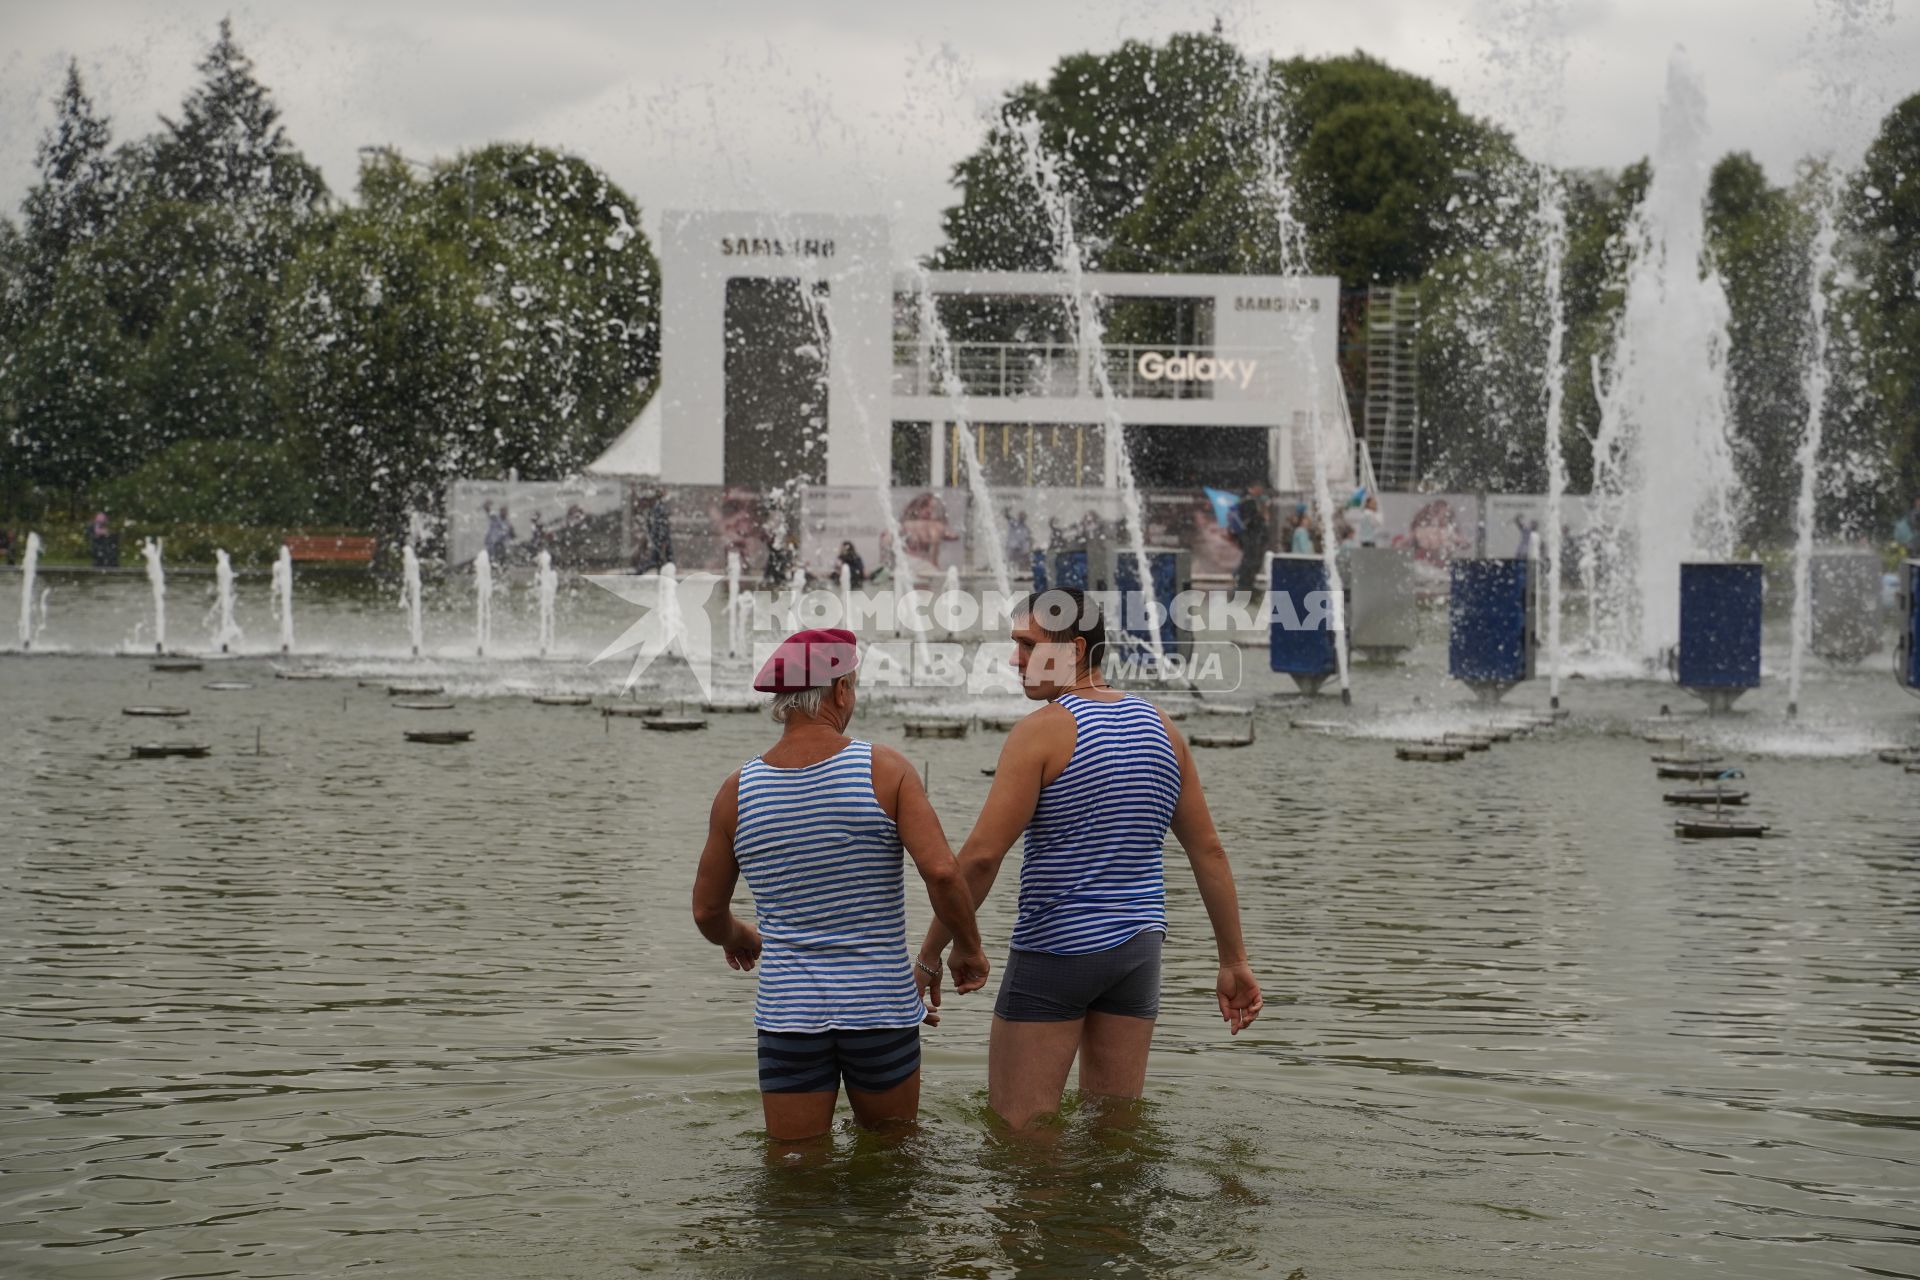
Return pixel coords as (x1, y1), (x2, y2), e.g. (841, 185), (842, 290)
(446, 478), (628, 569)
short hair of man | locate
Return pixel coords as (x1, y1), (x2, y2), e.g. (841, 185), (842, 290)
(1018, 588), (1108, 674)
(770, 672), (856, 723)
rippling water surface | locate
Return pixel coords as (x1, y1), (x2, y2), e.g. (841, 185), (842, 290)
(2, 601), (1917, 1277)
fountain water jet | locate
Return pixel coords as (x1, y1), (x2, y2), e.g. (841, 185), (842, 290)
(725, 547), (743, 658)
(17, 532), (40, 651)
(1538, 175), (1572, 707)
(1013, 119), (1163, 660)
(142, 538), (166, 654)
(212, 550), (242, 653)
(536, 549), (558, 658)
(402, 545), (425, 657)
(271, 545), (295, 654)
(787, 263), (930, 670)
(473, 549), (493, 657)
(1786, 185), (1839, 718)
(912, 264), (1012, 599)
(1246, 67), (1351, 701)
(1589, 49), (1741, 664)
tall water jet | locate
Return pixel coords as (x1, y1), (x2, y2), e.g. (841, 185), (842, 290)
(536, 549), (559, 658)
(912, 264), (1012, 598)
(1246, 67), (1351, 700)
(17, 531), (40, 651)
(725, 547), (743, 658)
(658, 562), (685, 663)
(473, 549), (493, 657)
(1013, 119), (1163, 659)
(788, 565), (806, 631)
(1589, 49), (1740, 663)
(1538, 175), (1572, 707)
(839, 560), (854, 627)
(1786, 185), (1839, 718)
(271, 545), (295, 654)
(142, 538), (167, 654)
(402, 545), (425, 657)
(941, 564), (963, 639)
(785, 249), (920, 613)
(212, 550), (241, 653)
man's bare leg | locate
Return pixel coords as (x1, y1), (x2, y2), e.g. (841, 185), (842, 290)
(1077, 1011), (1155, 1099)
(845, 1069), (921, 1132)
(988, 1015), (1083, 1129)
(762, 1089), (837, 1142)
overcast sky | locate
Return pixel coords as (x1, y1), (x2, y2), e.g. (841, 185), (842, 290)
(1, 0), (1913, 259)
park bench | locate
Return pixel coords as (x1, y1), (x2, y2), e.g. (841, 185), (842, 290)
(284, 534), (377, 565)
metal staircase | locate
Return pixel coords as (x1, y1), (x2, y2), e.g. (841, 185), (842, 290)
(1363, 287), (1420, 489)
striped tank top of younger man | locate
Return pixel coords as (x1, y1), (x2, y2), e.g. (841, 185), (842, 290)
(732, 739), (925, 1094)
(1014, 692), (1182, 954)
(990, 692), (1182, 1025)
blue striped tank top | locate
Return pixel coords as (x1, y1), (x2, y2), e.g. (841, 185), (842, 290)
(733, 740), (925, 1033)
(1011, 693), (1181, 954)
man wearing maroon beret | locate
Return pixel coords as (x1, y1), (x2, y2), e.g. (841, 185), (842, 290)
(692, 629), (989, 1141)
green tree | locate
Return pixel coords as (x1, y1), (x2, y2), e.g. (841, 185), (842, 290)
(1842, 91), (1920, 536)
(1281, 54), (1519, 285)
(270, 145), (660, 538)
(411, 143), (660, 477)
(148, 18), (325, 212)
(933, 36), (1515, 288)
(1416, 235), (1552, 493)
(20, 60), (117, 306)
(1557, 162), (1650, 492)
(1704, 153), (1815, 545)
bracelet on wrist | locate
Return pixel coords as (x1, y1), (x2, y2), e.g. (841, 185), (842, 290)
(913, 958), (940, 978)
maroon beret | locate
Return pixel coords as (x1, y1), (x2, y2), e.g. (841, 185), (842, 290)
(753, 628), (860, 694)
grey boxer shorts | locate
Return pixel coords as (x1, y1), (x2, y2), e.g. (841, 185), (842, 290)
(992, 928), (1164, 1022)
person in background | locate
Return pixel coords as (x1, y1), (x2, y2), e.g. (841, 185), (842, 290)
(1005, 511), (1033, 571)
(837, 540), (866, 590)
(692, 628), (989, 1142)
(1352, 489), (1384, 547)
(1289, 505), (1315, 556)
(0, 526), (13, 566)
(482, 502), (514, 563)
(1895, 495), (1920, 557)
(1234, 485), (1269, 593)
(1514, 515), (1538, 562)
(88, 511), (111, 567)
(646, 495), (674, 570)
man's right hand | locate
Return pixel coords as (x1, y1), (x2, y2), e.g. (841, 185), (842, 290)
(915, 952), (944, 1024)
(948, 943), (990, 995)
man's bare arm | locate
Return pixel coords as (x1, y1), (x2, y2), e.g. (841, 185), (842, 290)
(690, 772), (760, 968)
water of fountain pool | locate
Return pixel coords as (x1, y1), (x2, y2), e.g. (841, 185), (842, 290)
(2, 622), (1914, 1277)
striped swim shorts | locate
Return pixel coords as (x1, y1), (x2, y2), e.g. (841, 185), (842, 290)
(755, 1026), (921, 1095)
